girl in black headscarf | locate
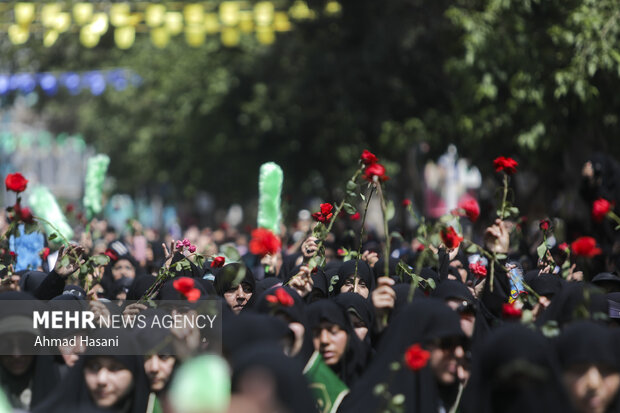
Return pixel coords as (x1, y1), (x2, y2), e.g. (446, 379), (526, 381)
(334, 292), (375, 348)
(556, 321), (620, 413)
(33, 330), (150, 413)
(213, 263), (256, 315)
(332, 260), (375, 299)
(461, 324), (573, 413)
(340, 298), (467, 413)
(307, 299), (370, 387)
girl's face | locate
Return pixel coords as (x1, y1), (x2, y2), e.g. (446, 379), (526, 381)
(224, 283), (253, 314)
(84, 357), (134, 408)
(111, 259), (136, 281)
(144, 355), (176, 392)
(348, 312), (368, 342)
(564, 364), (620, 413)
(312, 321), (348, 366)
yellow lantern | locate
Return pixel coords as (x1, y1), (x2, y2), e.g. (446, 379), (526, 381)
(325, 1), (342, 15)
(256, 26), (275, 45)
(15, 3), (35, 26)
(185, 25), (205, 47)
(150, 27), (170, 48)
(8, 24), (29, 45)
(41, 4), (62, 28)
(220, 2), (239, 26)
(90, 13), (108, 35)
(273, 12), (291, 32)
(221, 27), (240, 47)
(110, 3), (130, 27)
(73, 3), (94, 26)
(239, 11), (254, 33)
(80, 25), (100, 48)
(184, 4), (204, 26)
(165, 12), (183, 36)
(289, 1), (312, 20)
(204, 13), (220, 34)
(115, 26), (135, 49)
(146, 4), (166, 27)
(55, 13), (71, 33)
(44, 30), (59, 47)
(254, 2), (274, 26)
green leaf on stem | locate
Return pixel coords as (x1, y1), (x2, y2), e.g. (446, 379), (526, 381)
(221, 244), (241, 262)
(346, 181), (357, 192)
(360, 193), (366, 202)
(466, 244), (478, 254)
(48, 233), (58, 241)
(390, 231), (404, 241)
(385, 200), (395, 222)
(91, 255), (111, 266)
(343, 202), (356, 214)
(495, 253), (507, 260)
(426, 278), (436, 289)
(537, 242), (547, 259)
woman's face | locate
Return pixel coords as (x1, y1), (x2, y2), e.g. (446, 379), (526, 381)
(339, 276), (369, 298)
(84, 356), (134, 408)
(312, 321), (348, 366)
(144, 355), (176, 392)
(111, 259), (136, 281)
(427, 337), (465, 385)
(348, 312), (368, 341)
(564, 364), (620, 413)
(224, 283), (253, 314)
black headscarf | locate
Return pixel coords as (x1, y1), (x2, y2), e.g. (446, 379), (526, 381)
(231, 344), (317, 413)
(340, 298), (465, 413)
(223, 312), (292, 360)
(535, 282), (609, 328)
(307, 299), (369, 386)
(332, 260), (375, 296)
(18, 271), (48, 294)
(33, 329), (150, 413)
(334, 292), (375, 349)
(212, 263), (255, 297)
(461, 324), (572, 413)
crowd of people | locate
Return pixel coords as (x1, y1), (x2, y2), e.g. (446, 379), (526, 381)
(0, 152), (619, 413)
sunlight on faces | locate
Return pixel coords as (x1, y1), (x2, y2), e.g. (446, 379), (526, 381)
(84, 356), (134, 408)
(224, 283), (253, 314)
(340, 276), (369, 298)
(111, 258), (136, 281)
(313, 321), (348, 366)
(564, 364), (620, 413)
(144, 355), (176, 392)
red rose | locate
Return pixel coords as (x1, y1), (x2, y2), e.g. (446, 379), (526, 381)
(41, 247), (50, 261)
(249, 228), (281, 257)
(558, 242), (569, 252)
(173, 277), (195, 294)
(350, 212), (361, 221)
(416, 244), (425, 252)
(274, 287), (294, 307)
(8, 251), (16, 259)
(185, 288), (201, 303)
(360, 150), (378, 165)
(570, 236), (602, 258)
(312, 203), (334, 223)
(457, 198), (480, 222)
(337, 248), (346, 256)
(440, 226), (463, 249)
(404, 343), (430, 371)
(65, 204), (75, 214)
(539, 219), (551, 231)
(402, 199), (412, 207)
(320, 203), (333, 215)
(592, 198), (612, 223)
(104, 248), (119, 262)
(469, 262), (487, 278)
(502, 303), (522, 319)
(211, 256), (226, 268)
(19, 207), (33, 223)
(363, 163), (389, 182)
(493, 157), (518, 175)
(5, 173), (28, 193)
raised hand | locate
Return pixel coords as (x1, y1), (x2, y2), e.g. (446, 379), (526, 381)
(54, 244), (86, 278)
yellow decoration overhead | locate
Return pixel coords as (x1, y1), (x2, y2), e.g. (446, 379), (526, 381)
(8, 24), (29, 45)
(146, 4), (166, 27)
(55, 13), (71, 33)
(238, 11), (254, 33)
(15, 3), (35, 26)
(325, 1), (342, 15)
(165, 11), (183, 35)
(184, 4), (204, 25)
(254, 2), (274, 26)
(115, 26), (135, 49)
(220, 2), (239, 26)
(273, 12), (291, 32)
(80, 26), (99, 48)
(185, 25), (205, 47)
(41, 4), (61, 27)
(221, 27), (239, 46)
(110, 3), (130, 27)
(151, 27), (170, 48)
(43, 29), (59, 47)
(204, 13), (220, 34)
(90, 13), (108, 35)
(73, 3), (93, 25)
(256, 26), (274, 45)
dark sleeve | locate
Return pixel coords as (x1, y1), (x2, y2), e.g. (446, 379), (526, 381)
(33, 270), (66, 300)
(478, 260), (511, 322)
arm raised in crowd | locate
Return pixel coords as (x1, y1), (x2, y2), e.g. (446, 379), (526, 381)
(34, 244), (85, 300)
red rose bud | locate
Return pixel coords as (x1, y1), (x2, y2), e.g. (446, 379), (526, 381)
(249, 228), (281, 257)
(502, 303), (522, 320)
(312, 203), (334, 223)
(320, 203), (333, 215)
(416, 244), (426, 252)
(65, 204), (75, 214)
(469, 262), (487, 278)
(104, 248), (119, 262)
(539, 219), (551, 231)
(19, 207), (33, 223)
(570, 236), (602, 258)
(350, 212), (361, 221)
(265, 294), (279, 304)
(337, 248), (346, 256)
(493, 156), (518, 175)
(457, 198), (480, 222)
(173, 277), (195, 294)
(440, 226), (464, 249)
(404, 343), (431, 371)
(41, 247), (50, 260)
(211, 256), (225, 268)
(592, 198), (612, 223)
(558, 242), (569, 252)
(274, 287), (294, 307)
(402, 199), (412, 207)
(363, 163), (389, 182)
(185, 288), (201, 302)
(188, 245), (197, 253)
(360, 149), (378, 165)
(5, 173), (28, 193)
(8, 251), (16, 259)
